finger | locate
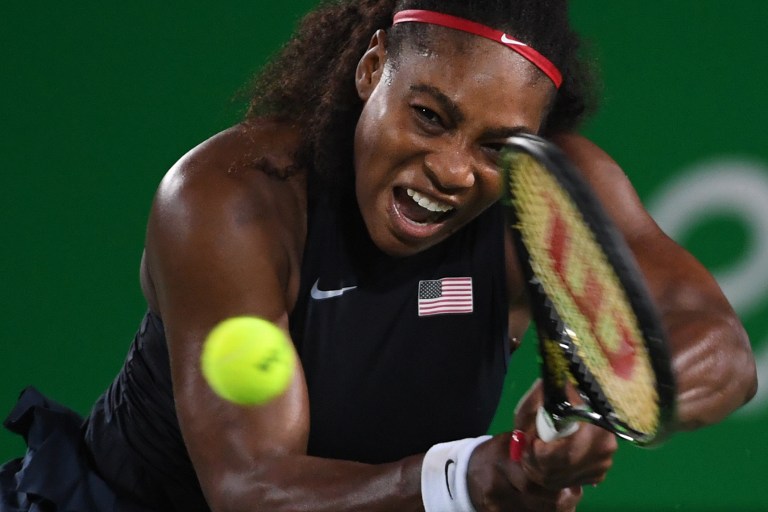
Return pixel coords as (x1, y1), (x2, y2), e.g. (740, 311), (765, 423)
(525, 482), (586, 512)
(556, 486), (584, 512)
(509, 429), (526, 462)
(519, 437), (550, 486)
(513, 379), (544, 428)
(566, 426), (618, 482)
(521, 429), (617, 489)
(521, 440), (581, 489)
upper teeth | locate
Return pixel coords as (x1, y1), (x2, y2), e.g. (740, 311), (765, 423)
(406, 188), (454, 213)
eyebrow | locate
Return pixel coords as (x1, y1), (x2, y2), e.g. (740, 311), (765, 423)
(483, 126), (532, 140)
(409, 83), (535, 138)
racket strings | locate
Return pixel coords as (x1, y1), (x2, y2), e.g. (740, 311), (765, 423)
(541, 335), (576, 390)
(506, 153), (660, 435)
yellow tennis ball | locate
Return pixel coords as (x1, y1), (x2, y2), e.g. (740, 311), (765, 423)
(201, 316), (295, 405)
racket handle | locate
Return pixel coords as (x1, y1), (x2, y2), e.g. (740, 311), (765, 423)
(536, 406), (579, 442)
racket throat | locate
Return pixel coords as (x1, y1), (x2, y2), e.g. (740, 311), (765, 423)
(536, 405), (579, 442)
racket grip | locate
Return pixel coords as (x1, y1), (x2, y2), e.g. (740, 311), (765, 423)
(536, 406), (579, 442)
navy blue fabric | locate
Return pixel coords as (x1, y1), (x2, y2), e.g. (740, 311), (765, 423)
(0, 387), (152, 512)
(0, 313), (205, 512)
(83, 313), (208, 512)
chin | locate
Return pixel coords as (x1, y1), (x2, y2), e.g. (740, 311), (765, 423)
(372, 228), (448, 258)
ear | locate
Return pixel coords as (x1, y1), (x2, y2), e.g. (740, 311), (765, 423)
(355, 29), (388, 101)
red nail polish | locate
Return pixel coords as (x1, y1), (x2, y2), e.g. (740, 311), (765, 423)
(509, 430), (526, 462)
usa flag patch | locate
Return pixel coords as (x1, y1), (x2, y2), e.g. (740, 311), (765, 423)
(417, 277), (473, 316)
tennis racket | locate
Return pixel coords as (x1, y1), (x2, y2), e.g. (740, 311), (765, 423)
(500, 133), (676, 448)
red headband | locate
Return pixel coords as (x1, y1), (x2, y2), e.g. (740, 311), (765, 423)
(392, 9), (563, 89)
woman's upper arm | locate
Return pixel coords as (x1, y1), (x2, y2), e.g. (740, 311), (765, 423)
(552, 133), (757, 428)
(143, 129), (310, 505)
(550, 132), (737, 320)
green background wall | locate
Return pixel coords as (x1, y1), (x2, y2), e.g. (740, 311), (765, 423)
(2, 2), (766, 511)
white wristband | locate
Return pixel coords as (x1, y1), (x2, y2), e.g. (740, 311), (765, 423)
(421, 435), (492, 512)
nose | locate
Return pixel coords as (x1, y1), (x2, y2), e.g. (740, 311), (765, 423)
(423, 148), (476, 191)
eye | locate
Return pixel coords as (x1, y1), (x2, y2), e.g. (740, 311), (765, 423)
(480, 142), (510, 170)
(412, 105), (443, 127)
(483, 142), (506, 154)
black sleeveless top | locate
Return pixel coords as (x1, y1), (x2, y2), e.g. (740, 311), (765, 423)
(290, 190), (510, 463)
(81, 189), (510, 510)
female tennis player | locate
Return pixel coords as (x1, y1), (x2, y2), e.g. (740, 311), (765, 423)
(0, 1), (756, 511)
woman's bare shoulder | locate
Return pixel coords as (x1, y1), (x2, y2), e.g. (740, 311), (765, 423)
(153, 119), (306, 233)
(142, 119), (308, 314)
(168, 118), (303, 185)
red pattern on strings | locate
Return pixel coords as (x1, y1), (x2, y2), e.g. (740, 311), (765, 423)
(546, 199), (636, 379)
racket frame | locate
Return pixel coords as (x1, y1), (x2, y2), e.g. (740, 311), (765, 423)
(501, 133), (677, 445)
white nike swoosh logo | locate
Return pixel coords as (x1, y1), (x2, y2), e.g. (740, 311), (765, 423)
(310, 279), (357, 300)
(500, 34), (527, 46)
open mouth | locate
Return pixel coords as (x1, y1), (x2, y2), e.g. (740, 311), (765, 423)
(394, 187), (455, 225)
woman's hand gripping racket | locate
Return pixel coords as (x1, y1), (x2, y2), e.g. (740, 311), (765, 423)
(500, 134), (676, 452)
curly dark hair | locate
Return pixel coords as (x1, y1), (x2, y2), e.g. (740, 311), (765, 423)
(245, 0), (598, 185)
